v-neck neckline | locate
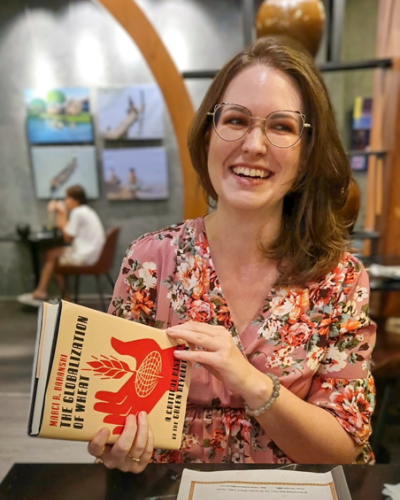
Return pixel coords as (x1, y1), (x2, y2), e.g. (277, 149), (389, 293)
(199, 216), (277, 339)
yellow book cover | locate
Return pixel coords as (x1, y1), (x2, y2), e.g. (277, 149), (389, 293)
(28, 300), (191, 450)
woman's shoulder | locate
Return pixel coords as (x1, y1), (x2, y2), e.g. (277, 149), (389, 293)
(308, 251), (368, 297)
(124, 217), (204, 261)
(336, 251), (366, 278)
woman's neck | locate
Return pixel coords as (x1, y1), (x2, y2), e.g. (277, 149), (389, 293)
(204, 204), (282, 266)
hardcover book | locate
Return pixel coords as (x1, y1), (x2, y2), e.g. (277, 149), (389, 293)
(349, 96), (372, 172)
(28, 300), (191, 450)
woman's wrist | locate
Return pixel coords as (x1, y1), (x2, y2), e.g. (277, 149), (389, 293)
(240, 368), (273, 409)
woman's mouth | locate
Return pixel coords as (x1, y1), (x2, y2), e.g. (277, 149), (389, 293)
(231, 166), (273, 180)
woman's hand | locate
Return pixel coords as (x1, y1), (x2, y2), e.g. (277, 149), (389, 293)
(47, 199), (57, 213)
(167, 321), (266, 399)
(47, 200), (66, 214)
(55, 200), (67, 213)
(87, 412), (153, 473)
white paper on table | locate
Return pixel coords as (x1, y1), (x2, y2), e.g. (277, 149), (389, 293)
(177, 468), (342, 500)
(383, 483), (400, 499)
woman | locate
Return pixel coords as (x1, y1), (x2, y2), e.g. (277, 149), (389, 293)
(17, 185), (105, 306)
(88, 37), (375, 470)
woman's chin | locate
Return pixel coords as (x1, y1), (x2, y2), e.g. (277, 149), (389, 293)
(219, 194), (278, 213)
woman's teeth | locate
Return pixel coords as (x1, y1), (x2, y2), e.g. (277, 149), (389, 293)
(231, 166), (271, 179)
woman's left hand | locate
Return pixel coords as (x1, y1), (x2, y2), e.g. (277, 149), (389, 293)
(167, 321), (261, 398)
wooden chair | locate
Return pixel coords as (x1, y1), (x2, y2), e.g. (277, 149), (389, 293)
(55, 227), (120, 311)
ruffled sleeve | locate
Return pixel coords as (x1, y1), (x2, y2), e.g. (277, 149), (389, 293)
(306, 256), (376, 456)
(108, 234), (162, 328)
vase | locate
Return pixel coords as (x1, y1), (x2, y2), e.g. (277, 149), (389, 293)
(255, 0), (326, 58)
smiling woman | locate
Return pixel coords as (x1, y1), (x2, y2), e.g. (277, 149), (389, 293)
(87, 37), (376, 470)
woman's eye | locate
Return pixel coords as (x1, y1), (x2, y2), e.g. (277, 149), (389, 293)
(225, 115), (247, 126)
(270, 122), (294, 133)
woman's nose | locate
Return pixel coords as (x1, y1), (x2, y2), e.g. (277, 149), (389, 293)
(242, 123), (268, 155)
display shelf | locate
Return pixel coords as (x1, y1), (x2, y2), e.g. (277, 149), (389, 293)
(182, 58), (393, 79)
(351, 230), (380, 240)
(347, 150), (387, 158)
(317, 58), (392, 72)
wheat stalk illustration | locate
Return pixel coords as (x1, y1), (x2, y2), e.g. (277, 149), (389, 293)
(83, 351), (164, 397)
(83, 355), (134, 380)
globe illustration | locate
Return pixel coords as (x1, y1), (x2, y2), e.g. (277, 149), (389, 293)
(135, 350), (163, 398)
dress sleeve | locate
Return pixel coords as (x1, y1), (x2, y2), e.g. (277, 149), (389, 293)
(107, 235), (161, 328)
(306, 258), (376, 451)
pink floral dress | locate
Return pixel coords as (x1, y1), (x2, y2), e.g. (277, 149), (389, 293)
(108, 217), (376, 464)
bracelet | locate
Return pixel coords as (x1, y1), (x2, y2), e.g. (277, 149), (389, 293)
(244, 373), (281, 417)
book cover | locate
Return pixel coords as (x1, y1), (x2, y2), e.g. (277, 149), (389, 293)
(349, 96), (372, 172)
(28, 300), (191, 450)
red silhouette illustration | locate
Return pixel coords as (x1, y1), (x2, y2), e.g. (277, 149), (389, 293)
(84, 338), (184, 435)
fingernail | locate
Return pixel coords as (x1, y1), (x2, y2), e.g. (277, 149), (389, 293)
(139, 411), (147, 420)
(127, 414), (136, 423)
(100, 428), (110, 437)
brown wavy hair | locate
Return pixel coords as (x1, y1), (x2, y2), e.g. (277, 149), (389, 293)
(188, 36), (351, 287)
(66, 184), (87, 205)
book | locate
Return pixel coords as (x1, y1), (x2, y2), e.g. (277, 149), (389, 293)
(28, 300), (191, 450)
(349, 96), (372, 172)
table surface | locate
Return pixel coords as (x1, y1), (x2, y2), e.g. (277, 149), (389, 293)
(0, 229), (62, 243)
(0, 463), (399, 500)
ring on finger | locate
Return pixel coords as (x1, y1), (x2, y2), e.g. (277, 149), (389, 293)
(127, 453), (140, 463)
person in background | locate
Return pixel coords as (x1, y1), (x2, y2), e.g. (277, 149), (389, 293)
(17, 185), (105, 307)
(88, 37), (376, 470)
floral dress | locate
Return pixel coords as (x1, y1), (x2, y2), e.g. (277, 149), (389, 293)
(108, 217), (376, 464)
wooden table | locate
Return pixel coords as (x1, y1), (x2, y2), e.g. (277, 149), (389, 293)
(0, 230), (64, 287)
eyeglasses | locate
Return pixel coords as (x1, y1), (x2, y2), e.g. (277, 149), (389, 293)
(207, 103), (311, 148)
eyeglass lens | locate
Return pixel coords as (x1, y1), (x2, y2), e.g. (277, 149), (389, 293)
(213, 104), (304, 147)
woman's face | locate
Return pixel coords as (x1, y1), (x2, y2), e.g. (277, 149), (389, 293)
(64, 195), (78, 211)
(207, 64), (304, 215)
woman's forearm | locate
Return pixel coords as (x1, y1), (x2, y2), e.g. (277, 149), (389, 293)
(241, 370), (359, 464)
(55, 211), (68, 230)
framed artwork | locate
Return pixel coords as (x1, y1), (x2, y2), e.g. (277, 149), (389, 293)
(24, 88), (94, 144)
(102, 147), (168, 200)
(31, 146), (99, 199)
(97, 84), (164, 140)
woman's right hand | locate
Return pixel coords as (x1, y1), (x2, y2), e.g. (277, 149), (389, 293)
(87, 412), (154, 473)
(47, 199), (57, 213)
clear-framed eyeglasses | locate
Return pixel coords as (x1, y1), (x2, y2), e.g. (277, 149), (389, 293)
(207, 102), (312, 148)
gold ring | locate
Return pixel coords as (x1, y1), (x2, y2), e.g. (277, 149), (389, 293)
(128, 453), (140, 462)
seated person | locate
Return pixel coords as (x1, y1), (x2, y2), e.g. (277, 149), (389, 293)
(18, 185), (105, 306)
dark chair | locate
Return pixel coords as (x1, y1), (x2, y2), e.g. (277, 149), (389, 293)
(370, 323), (400, 460)
(55, 227), (120, 311)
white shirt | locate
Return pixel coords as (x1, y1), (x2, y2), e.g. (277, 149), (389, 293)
(64, 205), (105, 265)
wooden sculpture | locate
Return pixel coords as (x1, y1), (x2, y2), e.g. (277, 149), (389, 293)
(256, 0), (326, 58)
